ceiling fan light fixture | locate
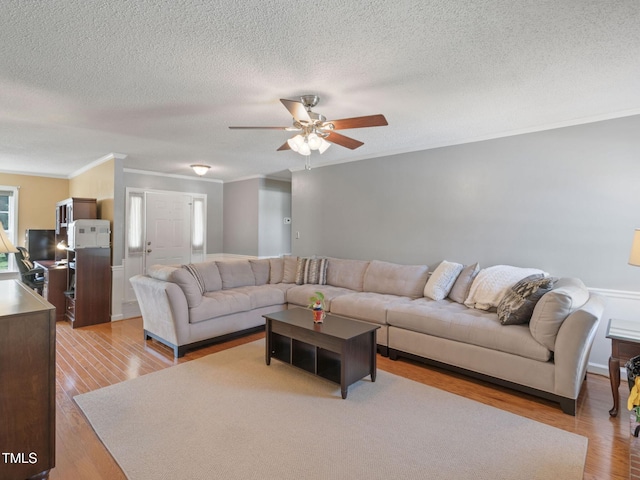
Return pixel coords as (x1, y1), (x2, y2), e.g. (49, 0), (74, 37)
(191, 164), (211, 176)
(298, 141), (311, 156)
(287, 134), (304, 152)
(307, 133), (321, 150)
(318, 138), (331, 154)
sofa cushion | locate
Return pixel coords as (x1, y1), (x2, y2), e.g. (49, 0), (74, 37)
(330, 292), (414, 326)
(286, 285), (356, 310)
(497, 275), (557, 325)
(231, 286), (286, 309)
(192, 261), (222, 292)
(326, 258), (370, 291)
(249, 259), (270, 286)
(464, 265), (546, 310)
(448, 262), (479, 304)
(363, 260), (429, 299)
(387, 299), (552, 362)
(529, 278), (589, 351)
(282, 256), (298, 284)
(424, 261), (463, 301)
(190, 290), (252, 323)
(147, 264), (203, 308)
(181, 264), (205, 294)
(269, 258), (284, 284)
(216, 261), (256, 289)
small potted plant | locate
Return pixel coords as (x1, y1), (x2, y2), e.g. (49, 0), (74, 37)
(308, 291), (326, 323)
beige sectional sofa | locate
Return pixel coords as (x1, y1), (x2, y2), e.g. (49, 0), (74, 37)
(129, 256), (603, 415)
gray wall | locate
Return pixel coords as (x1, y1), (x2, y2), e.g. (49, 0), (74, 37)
(292, 115), (640, 290)
(121, 171), (224, 261)
(259, 179), (292, 257)
(223, 178), (292, 257)
(223, 178), (260, 255)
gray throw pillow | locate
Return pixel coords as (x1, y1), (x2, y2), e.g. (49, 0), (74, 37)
(448, 262), (479, 304)
(497, 274), (557, 325)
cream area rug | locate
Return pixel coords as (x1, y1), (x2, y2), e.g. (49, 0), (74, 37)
(74, 340), (587, 480)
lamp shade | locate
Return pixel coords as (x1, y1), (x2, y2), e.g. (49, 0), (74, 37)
(630, 229), (640, 267)
(0, 223), (18, 254)
(191, 164), (211, 176)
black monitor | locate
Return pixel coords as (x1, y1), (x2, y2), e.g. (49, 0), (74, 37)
(25, 229), (55, 261)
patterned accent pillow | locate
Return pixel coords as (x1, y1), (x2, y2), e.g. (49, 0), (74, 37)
(497, 274), (557, 325)
(295, 257), (329, 285)
(304, 257), (328, 285)
(295, 257), (307, 285)
(182, 264), (206, 295)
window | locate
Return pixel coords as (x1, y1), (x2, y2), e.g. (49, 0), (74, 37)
(127, 192), (144, 255)
(192, 196), (205, 253)
(0, 186), (18, 272)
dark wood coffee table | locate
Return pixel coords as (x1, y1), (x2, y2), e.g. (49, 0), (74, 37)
(264, 308), (379, 399)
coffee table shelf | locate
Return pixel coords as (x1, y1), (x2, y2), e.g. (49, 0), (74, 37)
(264, 308), (379, 398)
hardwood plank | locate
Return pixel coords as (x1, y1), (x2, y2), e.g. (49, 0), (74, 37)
(49, 317), (629, 479)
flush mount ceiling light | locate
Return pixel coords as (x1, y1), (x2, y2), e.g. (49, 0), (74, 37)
(191, 164), (211, 176)
(229, 95), (388, 169)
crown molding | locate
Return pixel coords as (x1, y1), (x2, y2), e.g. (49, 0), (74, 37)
(68, 153), (128, 179)
(123, 168), (224, 183)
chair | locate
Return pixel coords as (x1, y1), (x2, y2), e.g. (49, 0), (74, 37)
(15, 246), (45, 295)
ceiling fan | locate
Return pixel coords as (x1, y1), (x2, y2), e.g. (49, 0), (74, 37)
(229, 95), (388, 156)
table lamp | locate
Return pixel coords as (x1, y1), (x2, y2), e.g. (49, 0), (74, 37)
(630, 229), (640, 267)
(0, 222), (19, 255)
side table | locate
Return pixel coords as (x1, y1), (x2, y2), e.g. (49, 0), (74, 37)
(607, 318), (640, 417)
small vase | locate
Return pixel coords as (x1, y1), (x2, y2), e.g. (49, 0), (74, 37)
(313, 309), (325, 323)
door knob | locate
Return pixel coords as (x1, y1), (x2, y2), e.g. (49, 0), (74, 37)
(147, 249), (152, 253)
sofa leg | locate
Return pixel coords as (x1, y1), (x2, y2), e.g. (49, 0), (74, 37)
(175, 346), (187, 358)
(377, 345), (389, 357)
(559, 398), (576, 416)
(143, 329), (151, 341)
(389, 349), (399, 361)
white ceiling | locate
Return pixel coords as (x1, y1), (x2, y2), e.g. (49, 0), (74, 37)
(1, 0), (639, 182)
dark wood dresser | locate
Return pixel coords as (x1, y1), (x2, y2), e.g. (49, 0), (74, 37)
(0, 280), (56, 480)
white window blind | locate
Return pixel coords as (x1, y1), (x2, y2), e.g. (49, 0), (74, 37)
(192, 197), (205, 252)
(128, 193), (144, 254)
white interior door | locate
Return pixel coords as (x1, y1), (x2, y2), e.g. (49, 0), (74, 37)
(145, 192), (192, 267)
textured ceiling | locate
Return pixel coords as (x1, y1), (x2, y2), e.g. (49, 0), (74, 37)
(1, 0), (639, 182)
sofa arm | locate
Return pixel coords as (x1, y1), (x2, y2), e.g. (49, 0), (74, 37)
(130, 275), (190, 347)
(553, 293), (605, 399)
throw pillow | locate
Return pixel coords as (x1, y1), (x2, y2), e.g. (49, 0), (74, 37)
(269, 258), (284, 284)
(295, 257), (308, 285)
(249, 259), (270, 286)
(304, 257), (328, 285)
(448, 262), (480, 303)
(424, 260), (464, 300)
(282, 256), (298, 284)
(464, 265), (546, 310)
(497, 274), (557, 325)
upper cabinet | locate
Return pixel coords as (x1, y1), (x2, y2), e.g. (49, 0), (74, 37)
(55, 197), (97, 260)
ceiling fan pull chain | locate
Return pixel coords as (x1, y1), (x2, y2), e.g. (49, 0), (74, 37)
(305, 155), (312, 170)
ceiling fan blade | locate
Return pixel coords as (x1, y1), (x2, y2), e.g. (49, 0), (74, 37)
(325, 131), (364, 150)
(277, 141), (291, 151)
(280, 99), (311, 122)
(228, 126), (289, 130)
(327, 114), (388, 130)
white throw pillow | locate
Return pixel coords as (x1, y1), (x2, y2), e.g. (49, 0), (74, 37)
(464, 265), (546, 310)
(424, 261), (464, 300)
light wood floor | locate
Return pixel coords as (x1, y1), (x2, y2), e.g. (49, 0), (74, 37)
(51, 317), (628, 479)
